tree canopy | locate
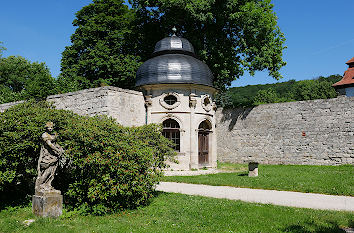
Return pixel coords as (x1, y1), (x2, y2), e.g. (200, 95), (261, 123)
(0, 55), (56, 104)
(59, 0), (141, 92)
(0, 42), (5, 58)
(60, 0), (286, 91)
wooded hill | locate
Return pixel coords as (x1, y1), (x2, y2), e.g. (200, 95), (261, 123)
(216, 74), (342, 108)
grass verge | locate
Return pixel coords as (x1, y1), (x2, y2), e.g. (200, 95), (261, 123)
(162, 163), (354, 196)
(0, 192), (353, 233)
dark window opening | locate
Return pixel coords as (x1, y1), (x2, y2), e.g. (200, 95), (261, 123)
(164, 95), (177, 105)
(162, 119), (180, 151)
(198, 120), (212, 131)
(203, 97), (211, 106)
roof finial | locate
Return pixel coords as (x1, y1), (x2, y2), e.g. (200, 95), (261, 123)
(172, 26), (177, 36)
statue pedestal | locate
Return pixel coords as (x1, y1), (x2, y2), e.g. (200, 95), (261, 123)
(32, 191), (62, 218)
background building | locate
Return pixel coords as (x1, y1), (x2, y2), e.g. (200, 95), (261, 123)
(333, 57), (354, 97)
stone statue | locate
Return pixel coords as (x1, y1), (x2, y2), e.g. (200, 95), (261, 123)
(35, 122), (64, 195)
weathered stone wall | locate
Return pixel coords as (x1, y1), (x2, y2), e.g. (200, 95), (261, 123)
(0, 86), (146, 127)
(47, 86), (145, 126)
(216, 96), (354, 165)
(2, 88), (353, 165)
(0, 100), (24, 112)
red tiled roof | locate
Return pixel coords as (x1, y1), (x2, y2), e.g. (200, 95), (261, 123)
(346, 57), (354, 65)
(332, 57), (354, 87)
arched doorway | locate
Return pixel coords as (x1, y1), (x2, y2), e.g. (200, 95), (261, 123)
(198, 120), (212, 166)
(162, 119), (180, 151)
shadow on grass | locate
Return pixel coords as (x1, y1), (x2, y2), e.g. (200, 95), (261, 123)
(238, 173), (248, 176)
(283, 219), (354, 233)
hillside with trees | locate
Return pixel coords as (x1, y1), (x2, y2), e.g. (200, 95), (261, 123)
(216, 74), (342, 108)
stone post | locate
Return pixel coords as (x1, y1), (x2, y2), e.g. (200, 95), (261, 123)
(248, 162), (259, 177)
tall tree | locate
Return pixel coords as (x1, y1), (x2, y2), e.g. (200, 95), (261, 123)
(0, 42), (5, 58)
(60, 0), (286, 91)
(0, 56), (56, 104)
(59, 0), (141, 92)
(130, 0), (286, 90)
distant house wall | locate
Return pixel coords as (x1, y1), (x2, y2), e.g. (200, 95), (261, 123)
(0, 86), (146, 127)
(216, 96), (354, 165)
(346, 87), (354, 97)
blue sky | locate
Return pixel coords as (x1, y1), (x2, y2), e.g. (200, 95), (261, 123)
(1, 0), (353, 87)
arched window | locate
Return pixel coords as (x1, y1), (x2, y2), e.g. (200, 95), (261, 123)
(198, 120), (212, 131)
(162, 119), (180, 151)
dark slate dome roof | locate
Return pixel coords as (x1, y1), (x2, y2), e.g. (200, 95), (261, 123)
(153, 36), (195, 55)
(136, 35), (213, 87)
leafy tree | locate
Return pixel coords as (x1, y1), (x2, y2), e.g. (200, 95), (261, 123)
(0, 42), (5, 58)
(60, 0), (286, 91)
(214, 91), (234, 108)
(59, 0), (142, 92)
(0, 56), (56, 103)
(290, 80), (337, 101)
(253, 88), (279, 105)
(130, 0), (286, 90)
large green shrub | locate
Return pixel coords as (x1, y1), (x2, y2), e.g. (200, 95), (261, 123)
(0, 101), (174, 213)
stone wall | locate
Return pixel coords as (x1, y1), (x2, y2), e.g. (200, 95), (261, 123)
(0, 100), (24, 113)
(0, 86), (146, 127)
(216, 96), (354, 165)
(1, 87), (353, 165)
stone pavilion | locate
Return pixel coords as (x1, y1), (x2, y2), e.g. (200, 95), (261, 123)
(136, 30), (217, 170)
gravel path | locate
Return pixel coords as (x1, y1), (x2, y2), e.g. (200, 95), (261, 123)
(164, 169), (223, 176)
(156, 182), (354, 212)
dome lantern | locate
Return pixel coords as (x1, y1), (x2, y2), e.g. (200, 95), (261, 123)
(135, 33), (214, 87)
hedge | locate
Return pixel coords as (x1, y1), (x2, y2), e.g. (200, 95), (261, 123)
(0, 101), (175, 213)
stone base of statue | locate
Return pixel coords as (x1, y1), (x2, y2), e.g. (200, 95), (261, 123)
(32, 190), (62, 218)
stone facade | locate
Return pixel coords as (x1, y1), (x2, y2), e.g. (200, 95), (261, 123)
(47, 86), (145, 127)
(142, 84), (217, 170)
(216, 96), (354, 165)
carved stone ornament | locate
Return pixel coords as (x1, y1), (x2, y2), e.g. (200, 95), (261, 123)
(189, 93), (197, 108)
(145, 95), (152, 107)
(159, 92), (180, 110)
(201, 95), (212, 112)
(212, 102), (217, 111)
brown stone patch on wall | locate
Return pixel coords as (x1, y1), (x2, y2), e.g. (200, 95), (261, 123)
(216, 96), (354, 165)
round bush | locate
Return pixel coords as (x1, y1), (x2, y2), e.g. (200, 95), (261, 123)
(0, 101), (174, 213)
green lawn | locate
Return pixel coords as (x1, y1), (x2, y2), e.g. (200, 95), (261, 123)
(1, 193), (353, 233)
(162, 163), (354, 196)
